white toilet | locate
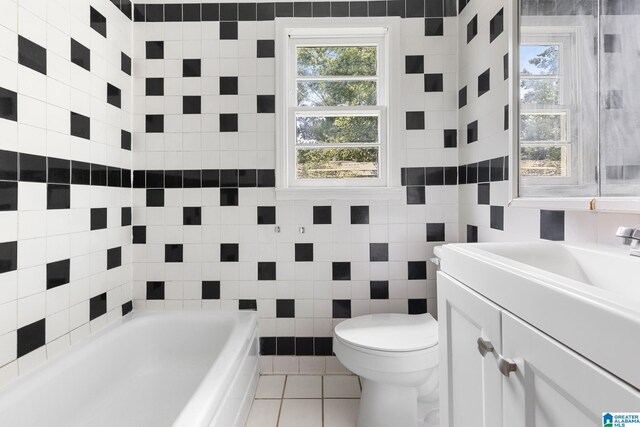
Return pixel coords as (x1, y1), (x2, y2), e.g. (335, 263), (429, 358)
(333, 313), (439, 427)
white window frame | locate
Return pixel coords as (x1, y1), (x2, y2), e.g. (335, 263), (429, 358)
(275, 18), (402, 201)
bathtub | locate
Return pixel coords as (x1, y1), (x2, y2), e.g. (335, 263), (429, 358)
(0, 310), (259, 427)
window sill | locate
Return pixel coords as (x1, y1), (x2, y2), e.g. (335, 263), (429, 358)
(509, 197), (640, 213)
(275, 187), (403, 201)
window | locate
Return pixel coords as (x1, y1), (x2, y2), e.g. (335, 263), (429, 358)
(276, 19), (401, 198)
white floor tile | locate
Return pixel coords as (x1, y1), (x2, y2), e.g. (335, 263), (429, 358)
(323, 375), (361, 398)
(255, 375), (286, 399)
(283, 375), (322, 398)
(245, 399), (281, 427)
(278, 399), (322, 427)
(324, 399), (359, 427)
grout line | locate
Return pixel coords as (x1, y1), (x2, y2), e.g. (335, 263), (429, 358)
(321, 374), (325, 427)
(274, 374), (287, 427)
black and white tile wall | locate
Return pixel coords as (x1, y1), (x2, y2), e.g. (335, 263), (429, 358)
(0, 0), (132, 382)
(130, 1), (458, 356)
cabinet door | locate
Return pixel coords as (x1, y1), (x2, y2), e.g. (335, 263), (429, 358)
(502, 312), (640, 427)
(437, 272), (503, 427)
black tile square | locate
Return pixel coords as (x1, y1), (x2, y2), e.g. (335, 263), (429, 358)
(146, 78), (164, 96)
(183, 96), (201, 114)
(0, 87), (17, 122)
(0, 150), (17, 180)
(257, 206), (276, 225)
(351, 206), (369, 224)
(406, 167), (425, 185)
(467, 120), (478, 143)
(445, 167), (457, 185)
(604, 34), (622, 53)
(503, 53), (509, 80)
(202, 169), (220, 187)
(165, 244), (183, 262)
(257, 169), (275, 187)
(239, 3), (257, 20)
(295, 243), (314, 262)
(277, 337), (295, 355)
(19, 153), (46, 182)
(146, 170), (164, 188)
(276, 2), (294, 17)
(183, 206), (202, 225)
(406, 0), (424, 17)
(71, 161), (90, 185)
(478, 68), (490, 97)
(444, 129), (457, 148)
(19, 36), (47, 75)
(407, 186), (426, 205)
(314, 337), (333, 355)
(146, 114), (164, 133)
(47, 184), (70, 210)
(369, 243), (388, 262)
(144, 4), (163, 21)
(0, 241), (17, 273)
(276, 299), (295, 317)
(183, 59), (201, 77)
(17, 319), (45, 357)
(202, 281), (220, 299)
(406, 111), (425, 130)
(107, 83), (121, 108)
(490, 157), (504, 181)
(220, 3), (237, 20)
(220, 170), (238, 187)
(183, 170), (201, 188)
(296, 337), (314, 355)
(467, 224), (478, 243)
(294, 2), (312, 16)
(427, 223), (445, 241)
(90, 7), (107, 37)
(425, 18), (444, 36)
(490, 8), (504, 43)
(146, 41), (164, 59)
(478, 160), (490, 183)
(332, 300), (351, 318)
(424, 73), (444, 92)
(313, 206), (331, 224)
(408, 299), (427, 314)
(121, 0), (132, 19)
(313, 1), (330, 16)
(220, 77), (238, 95)
(46, 259), (70, 289)
(467, 163), (478, 184)
(47, 157), (70, 184)
(257, 2), (275, 20)
(121, 207), (131, 226)
(332, 262), (351, 280)
(239, 299), (257, 310)
(257, 95), (275, 113)
(490, 206), (504, 231)
(331, 1), (349, 16)
(132, 226), (146, 244)
(405, 55), (424, 74)
(121, 169), (131, 188)
(258, 262), (276, 280)
(350, 1), (368, 16)
(239, 169), (256, 187)
(459, 86), (467, 108)
(478, 183), (491, 205)
(257, 40), (275, 58)
(387, 0), (405, 17)
(121, 130), (132, 150)
(122, 301), (133, 316)
(202, 3), (220, 21)
(220, 243), (239, 262)
(146, 189), (164, 207)
(260, 337), (276, 355)
(90, 292), (107, 320)
(504, 104), (509, 130)
(458, 165), (467, 184)
(220, 22), (238, 40)
(133, 3), (146, 21)
(426, 167), (444, 186)
(70, 39), (90, 71)
(90, 208), (107, 230)
(220, 114), (238, 132)
(91, 164), (106, 186)
(369, 0), (386, 16)
(426, 0), (444, 16)
(183, 4), (201, 21)
(132, 170), (145, 188)
(0, 182), (18, 211)
(164, 3), (182, 21)
(70, 112), (90, 140)
(467, 14), (478, 43)
(408, 261), (427, 280)
(370, 281), (389, 299)
(107, 247), (122, 270)
(540, 210), (565, 241)
(147, 281), (165, 300)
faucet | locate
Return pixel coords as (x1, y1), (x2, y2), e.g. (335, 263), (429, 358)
(616, 227), (640, 257)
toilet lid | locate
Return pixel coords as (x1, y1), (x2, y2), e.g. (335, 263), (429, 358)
(334, 313), (438, 352)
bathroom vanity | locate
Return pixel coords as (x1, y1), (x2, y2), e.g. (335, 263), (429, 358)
(436, 242), (640, 427)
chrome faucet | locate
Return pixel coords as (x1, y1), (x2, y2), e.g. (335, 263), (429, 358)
(616, 227), (640, 257)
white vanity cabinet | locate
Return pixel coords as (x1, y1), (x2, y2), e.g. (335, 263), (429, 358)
(438, 271), (640, 427)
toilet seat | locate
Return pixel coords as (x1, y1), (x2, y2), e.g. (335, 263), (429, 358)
(334, 313), (438, 352)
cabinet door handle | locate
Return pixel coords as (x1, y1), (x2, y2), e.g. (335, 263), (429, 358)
(496, 354), (517, 377)
(477, 337), (494, 357)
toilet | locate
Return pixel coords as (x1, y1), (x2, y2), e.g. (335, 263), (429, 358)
(333, 313), (439, 427)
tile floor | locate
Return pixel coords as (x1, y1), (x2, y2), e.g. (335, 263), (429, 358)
(245, 374), (361, 427)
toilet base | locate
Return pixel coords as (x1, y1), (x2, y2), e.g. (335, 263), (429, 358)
(357, 378), (418, 427)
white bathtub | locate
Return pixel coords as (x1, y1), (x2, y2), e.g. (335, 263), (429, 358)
(0, 310), (259, 427)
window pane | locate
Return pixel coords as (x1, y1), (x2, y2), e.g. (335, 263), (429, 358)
(520, 45), (559, 76)
(520, 78), (560, 105)
(296, 147), (379, 179)
(296, 115), (379, 145)
(520, 146), (569, 177)
(297, 46), (377, 77)
(297, 80), (377, 106)
(520, 113), (566, 142)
